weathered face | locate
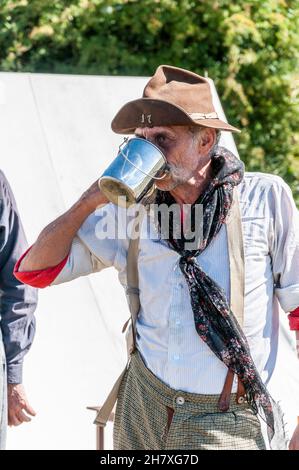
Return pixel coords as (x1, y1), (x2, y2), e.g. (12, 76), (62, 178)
(135, 125), (215, 191)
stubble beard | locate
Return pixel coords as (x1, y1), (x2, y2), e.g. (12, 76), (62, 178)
(156, 162), (194, 191)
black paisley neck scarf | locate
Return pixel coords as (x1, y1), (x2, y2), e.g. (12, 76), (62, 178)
(154, 145), (287, 449)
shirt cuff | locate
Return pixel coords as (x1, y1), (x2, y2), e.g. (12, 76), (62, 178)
(275, 285), (299, 313)
(6, 361), (23, 384)
(14, 246), (69, 288)
(288, 306), (299, 331)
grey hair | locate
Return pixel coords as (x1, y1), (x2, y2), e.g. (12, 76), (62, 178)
(188, 126), (221, 156)
(209, 129), (221, 156)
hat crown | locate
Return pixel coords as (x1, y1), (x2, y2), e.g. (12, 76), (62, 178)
(111, 64), (240, 134)
(143, 65), (215, 114)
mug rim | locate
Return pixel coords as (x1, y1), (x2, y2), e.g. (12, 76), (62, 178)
(125, 136), (167, 163)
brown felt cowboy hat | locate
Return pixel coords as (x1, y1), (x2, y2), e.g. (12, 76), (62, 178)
(111, 65), (240, 134)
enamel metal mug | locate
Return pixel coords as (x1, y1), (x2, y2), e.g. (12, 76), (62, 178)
(98, 137), (169, 208)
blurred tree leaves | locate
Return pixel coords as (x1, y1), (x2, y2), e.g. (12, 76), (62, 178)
(0, 0), (298, 203)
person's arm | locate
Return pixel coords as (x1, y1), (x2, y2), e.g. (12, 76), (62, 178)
(18, 180), (109, 272)
(0, 171), (37, 384)
(269, 176), (299, 450)
(14, 179), (122, 291)
(270, 176), (299, 314)
(0, 171), (38, 425)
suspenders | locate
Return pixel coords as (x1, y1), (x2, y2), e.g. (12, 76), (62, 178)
(89, 187), (245, 446)
(227, 188), (245, 327)
(218, 188), (246, 410)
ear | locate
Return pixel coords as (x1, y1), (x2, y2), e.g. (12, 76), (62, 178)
(198, 128), (216, 155)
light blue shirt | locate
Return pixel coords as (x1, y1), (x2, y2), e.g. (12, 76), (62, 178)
(52, 172), (299, 394)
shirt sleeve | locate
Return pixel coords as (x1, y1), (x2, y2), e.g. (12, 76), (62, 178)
(269, 176), (299, 314)
(14, 202), (121, 288)
(0, 171), (38, 384)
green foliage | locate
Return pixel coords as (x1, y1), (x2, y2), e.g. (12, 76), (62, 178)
(1, 0), (298, 203)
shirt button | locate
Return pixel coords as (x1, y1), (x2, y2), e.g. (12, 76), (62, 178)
(173, 354), (180, 361)
(178, 283), (183, 289)
(175, 319), (181, 326)
(176, 396), (185, 405)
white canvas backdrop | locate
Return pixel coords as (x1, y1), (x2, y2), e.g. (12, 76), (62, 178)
(0, 72), (297, 449)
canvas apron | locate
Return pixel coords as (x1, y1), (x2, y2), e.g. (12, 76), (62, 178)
(90, 188), (265, 449)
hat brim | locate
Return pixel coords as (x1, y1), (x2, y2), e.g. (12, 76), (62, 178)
(111, 98), (240, 134)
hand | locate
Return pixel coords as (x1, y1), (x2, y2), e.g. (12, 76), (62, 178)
(79, 180), (109, 212)
(7, 384), (36, 426)
(289, 423), (299, 450)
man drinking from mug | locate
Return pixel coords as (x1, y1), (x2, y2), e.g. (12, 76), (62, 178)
(14, 65), (299, 450)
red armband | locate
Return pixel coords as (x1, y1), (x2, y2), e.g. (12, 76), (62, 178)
(288, 306), (299, 331)
(14, 246), (69, 288)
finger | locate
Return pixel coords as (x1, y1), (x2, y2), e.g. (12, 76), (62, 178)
(8, 414), (23, 427)
(22, 402), (36, 417)
(289, 441), (294, 451)
(16, 409), (32, 423)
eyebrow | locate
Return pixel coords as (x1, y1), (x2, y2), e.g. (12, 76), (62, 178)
(135, 130), (176, 139)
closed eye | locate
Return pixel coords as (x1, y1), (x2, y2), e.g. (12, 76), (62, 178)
(155, 134), (167, 146)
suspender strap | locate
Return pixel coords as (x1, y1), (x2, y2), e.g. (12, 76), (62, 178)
(125, 213), (143, 352)
(219, 187), (246, 410)
(226, 187), (245, 327)
(93, 209), (144, 427)
(92, 367), (127, 426)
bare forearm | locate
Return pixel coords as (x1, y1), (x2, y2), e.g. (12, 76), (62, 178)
(19, 201), (92, 270)
(19, 181), (108, 271)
